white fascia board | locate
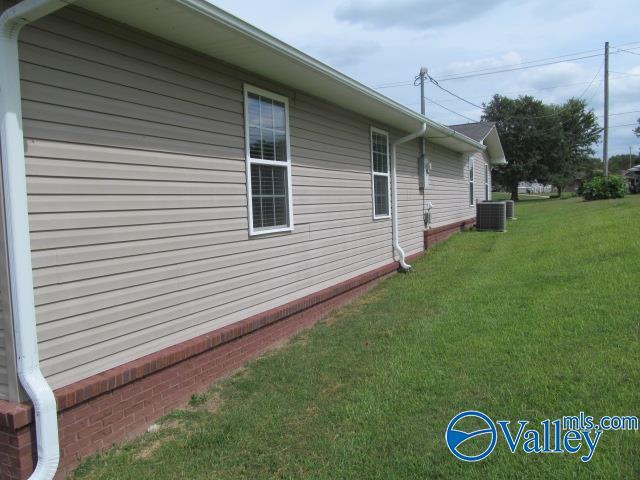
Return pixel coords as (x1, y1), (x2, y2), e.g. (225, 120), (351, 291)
(484, 127), (507, 165)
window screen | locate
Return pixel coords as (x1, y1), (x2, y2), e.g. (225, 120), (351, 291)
(251, 164), (288, 229)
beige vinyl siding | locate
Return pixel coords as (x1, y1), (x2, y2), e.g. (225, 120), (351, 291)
(19, 8), (414, 389)
(425, 146), (491, 228)
(474, 151), (492, 202)
(396, 140), (425, 256)
(426, 143), (473, 227)
(0, 307), (7, 400)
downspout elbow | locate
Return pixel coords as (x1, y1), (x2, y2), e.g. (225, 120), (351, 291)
(391, 123), (427, 271)
(19, 369), (59, 480)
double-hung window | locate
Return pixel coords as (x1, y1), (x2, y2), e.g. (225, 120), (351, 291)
(244, 85), (293, 235)
(468, 155), (475, 206)
(370, 128), (390, 218)
(484, 163), (490, 201)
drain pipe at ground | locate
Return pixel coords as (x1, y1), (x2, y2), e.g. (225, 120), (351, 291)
(1, 1), (75, 479)
(391, 123), (427, 271)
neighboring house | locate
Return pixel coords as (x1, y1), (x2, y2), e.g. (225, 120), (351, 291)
(625, 165), (640, 193)
(518, 181), (552, 194)
(0, 1), (506, 478)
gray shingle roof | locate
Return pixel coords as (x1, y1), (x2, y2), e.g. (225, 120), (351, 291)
(448, 122), (496, 142)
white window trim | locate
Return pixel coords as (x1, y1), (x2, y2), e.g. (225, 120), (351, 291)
(244, 84), (294, 236)
(468, 154), (475, 207)
(370, 126), (391, 220)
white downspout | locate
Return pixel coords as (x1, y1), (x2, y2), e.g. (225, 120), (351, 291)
(0, 1), (75, 479)
(391, 123), (427, 271)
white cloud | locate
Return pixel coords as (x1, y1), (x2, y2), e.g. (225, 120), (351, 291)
(523, 62), (587, 90)
(210, 0), (640, 155)
(438, 52), (523, 78)
(304, 40), (381, 69)
(334, 0), (515, 30)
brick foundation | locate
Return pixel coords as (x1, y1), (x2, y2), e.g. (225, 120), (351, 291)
(0, 252), (423, 479)
(424, 218), (475, 250)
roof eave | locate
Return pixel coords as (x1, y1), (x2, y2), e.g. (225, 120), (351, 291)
(485, 127), (507, 165)
(76, 0), (485, 154)
(178, 0), (486, 152)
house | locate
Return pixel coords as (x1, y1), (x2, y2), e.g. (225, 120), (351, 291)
(625, 165), (640, 193)
(448, 121), (505, 203)
(517, 181), (552, 194)
(0, 1), (506, 478)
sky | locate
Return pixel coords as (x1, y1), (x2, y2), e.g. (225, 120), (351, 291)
(212, 0), (640, 159)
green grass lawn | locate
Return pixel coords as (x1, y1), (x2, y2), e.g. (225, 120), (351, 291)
(73, 196), (640, 480)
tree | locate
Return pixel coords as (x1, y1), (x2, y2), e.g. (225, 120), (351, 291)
(537, 98), (600, 196)
(482, 95), (550, 201)
(635, 117), (640, 137)
(579, 156), (604, 179)
(609, 153), (640, 173)
(482, 95), (600, 200)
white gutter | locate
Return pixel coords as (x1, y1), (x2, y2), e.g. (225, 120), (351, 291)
(391, 123), (427, 271)
(0, 1), (75, 479)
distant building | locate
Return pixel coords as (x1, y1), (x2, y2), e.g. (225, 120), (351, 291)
(517, 181), (552, 194)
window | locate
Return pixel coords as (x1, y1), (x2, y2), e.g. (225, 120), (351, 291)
(484, 163), (490, 201)
(244, 85), (293, 235)
(468, 155), (475, 206)
(371, 128), (390, 218)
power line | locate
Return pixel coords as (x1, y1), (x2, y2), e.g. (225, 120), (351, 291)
(372, 51), (608, 89)
(426, 74), (484, 109)
(585, 76), (603, 103)
(400, 78), (609, 107)
(577, 61), (603, 99)
(434, 48), (604, 80)
(424, 60), (603, 123)
(611, 70), (640, 77)
(613, 41), (640, 48)
(598, 110), (640, 117)
(613, 110), (640, 116)
(374, 52), (605, 88)
(374, 81), (413, 89)
(609, 123), (639, 128)
(438, 53), (603, 82)
(425, 96), (479, 122)
(616, 47), (640, 57)
(372, 41), (640, 90)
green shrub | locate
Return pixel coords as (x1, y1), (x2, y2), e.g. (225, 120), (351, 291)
(580, 175), (627, 201)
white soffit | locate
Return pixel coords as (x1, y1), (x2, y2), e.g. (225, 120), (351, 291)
(75, 0), (484, 153)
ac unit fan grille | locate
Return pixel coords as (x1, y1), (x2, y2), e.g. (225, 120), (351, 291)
(476, 201), (507, 232)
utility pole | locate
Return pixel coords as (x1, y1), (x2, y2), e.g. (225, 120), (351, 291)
(630, 146), (634, 170)
(418, 67), (428, 115)
(418, 67), (428, 191)
(603, 41), (610, 176)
